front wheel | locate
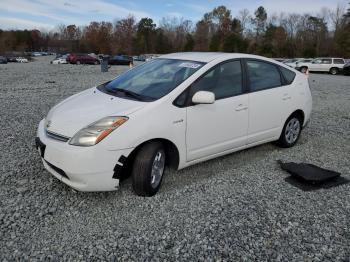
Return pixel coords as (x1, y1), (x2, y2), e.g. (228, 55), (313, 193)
(277, 116), (302, 148)
(131, 142), (166, 196)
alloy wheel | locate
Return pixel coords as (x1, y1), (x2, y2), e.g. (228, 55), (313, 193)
(285, 117), (301, 144)
(150, 151), (165, 189)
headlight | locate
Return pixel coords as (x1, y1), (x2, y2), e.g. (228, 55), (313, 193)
(69, 116), (128, 146)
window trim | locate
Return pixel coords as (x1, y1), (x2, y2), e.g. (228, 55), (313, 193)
(173, 58), (247, 108)
(243, 58), (284, 93)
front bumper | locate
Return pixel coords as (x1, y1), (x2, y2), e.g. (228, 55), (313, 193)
(36, 119), (134, 191)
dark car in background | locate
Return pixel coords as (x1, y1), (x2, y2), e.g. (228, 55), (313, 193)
(67, 54), (100, 65)
(0, 56), (8, 64)
(343, 62), (350, 75)
(5, 55), (18, 62)
(108, 55), (133, 65)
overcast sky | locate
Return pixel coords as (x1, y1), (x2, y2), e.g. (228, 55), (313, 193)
(0, 0), (346, 30)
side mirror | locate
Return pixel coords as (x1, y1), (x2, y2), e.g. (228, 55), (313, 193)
(192, 91), (215, 104)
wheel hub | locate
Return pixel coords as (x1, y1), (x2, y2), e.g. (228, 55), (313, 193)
(285, 118), (300, 144)
(150, 151), (165, 188)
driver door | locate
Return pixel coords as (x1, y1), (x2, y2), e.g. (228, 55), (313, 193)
(186, 60), (248, 162)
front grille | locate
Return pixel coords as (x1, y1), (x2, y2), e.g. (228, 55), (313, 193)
(46, 130), (70, 142)
(45, 160), (70, 180)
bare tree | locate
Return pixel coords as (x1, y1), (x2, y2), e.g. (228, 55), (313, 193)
(237, 9), (251, 35)
(328, 3), (346, 31)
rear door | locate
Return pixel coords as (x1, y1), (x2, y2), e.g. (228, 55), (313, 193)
(245, 59), (288, 144)
(186, 60), (248, 161)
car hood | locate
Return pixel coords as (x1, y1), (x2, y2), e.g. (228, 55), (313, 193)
(45, 87), (146, 137)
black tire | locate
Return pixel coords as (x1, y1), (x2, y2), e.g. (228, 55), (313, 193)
(300, 67), (308, 74)
(276, 115), (302, 148)
(131, 142), (166, 196)
(329, 67), (338, 75)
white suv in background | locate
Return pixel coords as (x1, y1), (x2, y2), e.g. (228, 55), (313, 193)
(296, 58), (345, 75)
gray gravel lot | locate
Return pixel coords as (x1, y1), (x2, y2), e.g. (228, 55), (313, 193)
(0, 56), (349, 261)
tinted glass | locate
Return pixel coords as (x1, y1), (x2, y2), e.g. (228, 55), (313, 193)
(247, 60), (282, 91)
(280, 66), (296, 85)
(322, 59), (332, 64)
(191, 60), (243, 100)
(333, 59), (344, 64)
(101, 59), (204, 101)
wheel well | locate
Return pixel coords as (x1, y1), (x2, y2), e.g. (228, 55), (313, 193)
(120, 139), (179, 178)
(289, 110), (305, 126)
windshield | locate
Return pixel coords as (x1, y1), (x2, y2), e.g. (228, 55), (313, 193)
(98, 58), (205, 101)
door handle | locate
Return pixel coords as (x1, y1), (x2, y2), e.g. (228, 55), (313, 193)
(235, 104), (248, 111)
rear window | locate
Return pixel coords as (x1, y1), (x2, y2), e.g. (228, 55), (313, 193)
(280, 66), (296, 85)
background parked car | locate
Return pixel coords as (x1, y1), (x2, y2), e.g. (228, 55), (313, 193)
(32, 52), (42, 57)
(108, 55), (133, 65)
(343, 62), (350, 75)
(296, 58), (345, 75)
(50, 58), (68, 64)
(5, 55), (18, 62)
(284, 58), (313, 68)
(0, 56), (8, 64)
(283, 58), (302, 68)
(16, 57), (29, 63)
(67, 54), (100, 65)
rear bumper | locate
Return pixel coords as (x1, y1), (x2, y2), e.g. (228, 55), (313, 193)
(36, 119), (134, 191)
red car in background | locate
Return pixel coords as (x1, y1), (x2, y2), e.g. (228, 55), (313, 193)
(67, 54), (100, 65)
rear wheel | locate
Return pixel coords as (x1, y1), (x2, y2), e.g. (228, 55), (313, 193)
(277, 115), (302, 148)
(300, 67), (308, 74)
(131, 142), (166, 196)
(329, 67), (338, 75)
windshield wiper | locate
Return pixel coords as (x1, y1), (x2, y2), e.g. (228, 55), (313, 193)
(115, 88), (145, 100)
(104, 88), (147, 101)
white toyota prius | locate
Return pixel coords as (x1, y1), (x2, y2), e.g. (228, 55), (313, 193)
(36, 52), (312, 196)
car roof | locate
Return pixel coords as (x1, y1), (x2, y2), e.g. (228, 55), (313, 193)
(316, 57), (344, 59)
(159, 52), (273, 63)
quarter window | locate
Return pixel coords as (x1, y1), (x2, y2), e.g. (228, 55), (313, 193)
(333, 59), (344, 64)
(191, 60), (243, 100)
(246, 60), (282, 92)
(280, 66), (296, 85)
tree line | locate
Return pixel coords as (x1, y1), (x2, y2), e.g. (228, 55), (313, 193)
(0, 4), (349, 58)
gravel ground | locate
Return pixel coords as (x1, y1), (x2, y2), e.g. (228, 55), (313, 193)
(0, 56), (349, 261)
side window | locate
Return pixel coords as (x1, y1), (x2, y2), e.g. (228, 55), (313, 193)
(191, 60), (243, 100)
(246, 60), (282, 92)
(333, 59), (345, 64)
(280, 66), (296, 85)
(322, 59), (332, 64)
